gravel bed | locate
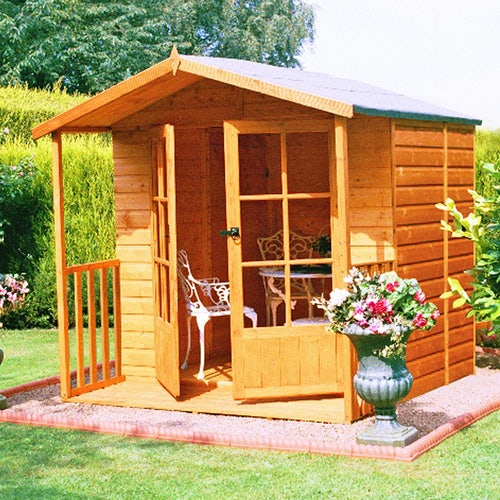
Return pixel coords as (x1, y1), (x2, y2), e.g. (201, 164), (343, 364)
(3, 367), (500, 448)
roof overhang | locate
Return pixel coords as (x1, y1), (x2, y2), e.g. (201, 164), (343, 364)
(32, 47), (481, 140)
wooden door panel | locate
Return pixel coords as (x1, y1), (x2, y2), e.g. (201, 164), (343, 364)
(225, 119), (343, 400)
(234, 330), (341, 399)
(153, 125), (180, 397)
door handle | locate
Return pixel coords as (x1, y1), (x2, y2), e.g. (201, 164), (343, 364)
(219, 227), (240, 240)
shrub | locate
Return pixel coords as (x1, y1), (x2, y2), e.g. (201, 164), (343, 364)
(0, 86), (114, 328)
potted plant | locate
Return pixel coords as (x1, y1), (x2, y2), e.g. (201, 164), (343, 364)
(311, 234), (331, 257)
(313, 267), (439, 446)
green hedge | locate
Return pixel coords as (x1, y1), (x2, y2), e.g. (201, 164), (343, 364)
(0, 86), (114, 328)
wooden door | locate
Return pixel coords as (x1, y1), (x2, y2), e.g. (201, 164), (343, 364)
(224, 120), (345, 400)
(153, 125), (180, 397)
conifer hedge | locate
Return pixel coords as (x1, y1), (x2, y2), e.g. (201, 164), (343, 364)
(0, 86), (114, 327)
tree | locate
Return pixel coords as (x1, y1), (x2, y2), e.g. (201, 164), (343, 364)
(0, 0), (315, 94)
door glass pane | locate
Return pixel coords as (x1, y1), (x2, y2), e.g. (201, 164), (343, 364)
(287, 132), (330, 194)
(239, 133), (281, 196)
(241, 199), (283, 263)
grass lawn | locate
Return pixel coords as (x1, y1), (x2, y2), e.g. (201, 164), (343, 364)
(1, 329), (499, 498)
(0, 412), (498, 499)
(0, 329), (60, 389)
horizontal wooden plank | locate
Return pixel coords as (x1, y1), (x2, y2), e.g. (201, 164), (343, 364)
(121, 296), (154, 315)
(448, 150), (474, 167)
(116, 210), (151, 229)
(114, 175), (151, 193)
(117, 228), (152, 245)
(448, 359), (475, 382)
(120, 262), (154, 280)
(394, 148), (445, 167)
(397, 260), (444, 282)
(115, 192), (151, 210)
(351, 246), (396, 263)
(395, 204), (443, 225)
(448, 238), (474, 257)
(395, 167), (444, 186)
(448, 167), (474, 186)
(349, 188), (392, 208)
(116, 245), (152, 263)
(122, 347), (155, 367)
(120, 279), (153, 298)
(447, 129), (475, 149)
(397, 241), (444, 264)
(396, 186), (444, 205)
(114, 157), (150, 176)
(393, 128), (444, 148)
(350, 227), (394, 246)
(349, 167), (392, 188)
(349, 207), (393, 226)
(122, 331), (154, 349)
(396, 222), (442, 245)
(409, 369), (445, 398)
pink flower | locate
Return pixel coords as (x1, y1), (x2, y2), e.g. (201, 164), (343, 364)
(413, 312), (428, 328)
(431, 310), (440, 320)
(367, 297), (391, 316)
(386, 281), (400, 292)
(414, 290), (426, 304)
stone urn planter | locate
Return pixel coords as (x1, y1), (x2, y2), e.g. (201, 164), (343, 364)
(344, 325), (418, 447)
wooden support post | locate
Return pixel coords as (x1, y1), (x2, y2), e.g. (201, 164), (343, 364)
(332, 116), (358, 422)
(52, 131), (71, 398)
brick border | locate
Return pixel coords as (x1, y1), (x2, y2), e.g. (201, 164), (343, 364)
(1, 376), (499, 462)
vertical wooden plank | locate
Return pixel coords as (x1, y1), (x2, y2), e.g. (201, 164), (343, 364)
(113, 264), (122, 377)
(51, 131), (71, 398)
(280, 129), (292, 326)
(74, 271), (85, 387)
(224, 122), (245, 398)
(443, 124), (450, 385)
(87, 270), (98, 384)
(100, 267), (110, 380)
(333, 116), (358, 422)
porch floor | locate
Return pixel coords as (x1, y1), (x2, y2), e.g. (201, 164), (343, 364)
(67, 358), (349, 423)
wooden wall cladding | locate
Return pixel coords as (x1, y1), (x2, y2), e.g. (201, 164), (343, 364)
(394, 120), (476, 396)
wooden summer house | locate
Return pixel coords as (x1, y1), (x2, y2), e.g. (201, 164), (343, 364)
(32, 48), (481, 423)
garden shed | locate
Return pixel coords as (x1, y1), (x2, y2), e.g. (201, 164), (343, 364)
(33, 48), (481, 423)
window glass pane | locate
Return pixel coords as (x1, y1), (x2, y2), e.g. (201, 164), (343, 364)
(287, 132), (330, 194)
(239, 133), (281, 196)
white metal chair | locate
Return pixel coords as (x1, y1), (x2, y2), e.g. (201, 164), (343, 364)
(177, 250), (258, 379)
(257, 229), (316, 326)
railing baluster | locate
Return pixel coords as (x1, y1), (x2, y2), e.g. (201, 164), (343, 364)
(113, 264), (122, 378)
(87, 269), (97, 384)
(100, 267), (110, 380)
(74, 271), (85, 387)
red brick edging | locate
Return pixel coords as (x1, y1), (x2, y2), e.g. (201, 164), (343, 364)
(1, 375), (499, 462)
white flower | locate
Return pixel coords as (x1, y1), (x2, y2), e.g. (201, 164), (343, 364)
(328, 288), (350, 307)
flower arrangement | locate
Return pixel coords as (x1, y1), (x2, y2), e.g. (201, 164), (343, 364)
(312, 267), (440, 358)
(0, 273), (29, 326)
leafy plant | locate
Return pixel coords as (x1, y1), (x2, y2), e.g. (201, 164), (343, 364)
(313, 267), (439, 359)
(437, 163), (500, 323)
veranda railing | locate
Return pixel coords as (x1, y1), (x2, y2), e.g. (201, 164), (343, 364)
(60, 259), (124, 398)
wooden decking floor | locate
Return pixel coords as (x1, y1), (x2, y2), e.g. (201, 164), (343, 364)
(68, 359), (348, 423)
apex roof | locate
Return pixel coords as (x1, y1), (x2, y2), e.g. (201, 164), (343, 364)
(32, 48), (481, 139)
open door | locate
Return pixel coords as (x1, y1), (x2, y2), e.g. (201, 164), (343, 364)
(153, 125), (180, 397)
(224, 119), (346, 400)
